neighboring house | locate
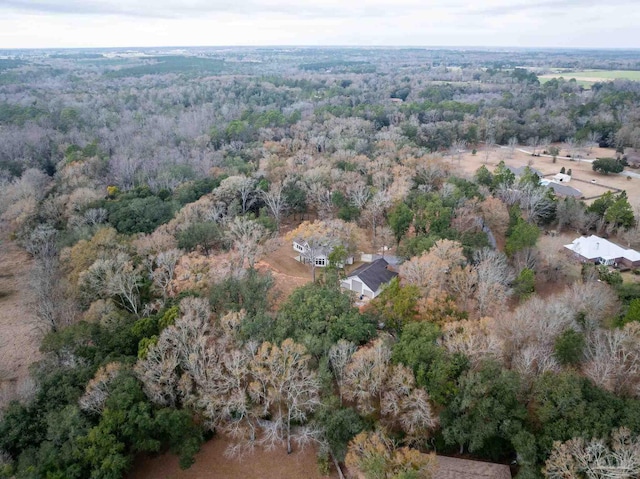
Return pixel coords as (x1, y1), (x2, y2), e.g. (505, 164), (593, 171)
(540, 179), (583, 198)
(506, 165), (544, 178)
(553, 172), (572, 183)
(341, 258), (397, 298)
(292, 238), (354, 268)
(564, 235), (640, 268)
(434, 456), (511, 479)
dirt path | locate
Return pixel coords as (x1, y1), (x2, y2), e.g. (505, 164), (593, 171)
(0, 230), (40, 405)
(129, 434), (338, 479)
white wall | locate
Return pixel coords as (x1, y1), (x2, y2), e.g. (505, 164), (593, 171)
(341, 275), (375, 298)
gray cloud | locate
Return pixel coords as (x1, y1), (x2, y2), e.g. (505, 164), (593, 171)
(470, 0), (633, 16)
(0, 0), (447, 19)
(0, 0), (410, 18)
(1, 0), (638, 48)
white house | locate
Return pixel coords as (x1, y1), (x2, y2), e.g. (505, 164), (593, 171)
(292, 238), (354, 268)
(341, 258), (398, 299)
(564, 235), (640, 268)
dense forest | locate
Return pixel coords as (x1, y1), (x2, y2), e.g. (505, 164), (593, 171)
(1, 46), (640, 479)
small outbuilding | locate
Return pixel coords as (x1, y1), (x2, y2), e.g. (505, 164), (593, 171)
(341, 258), (397, 299)
(553, 172), (572, 183)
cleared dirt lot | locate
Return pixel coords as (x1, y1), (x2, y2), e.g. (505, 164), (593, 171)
(129, 434), (337, 479)
(452, 145), (639, 206)
(256, 238), (312, 307)
(0, 231), (40, 405)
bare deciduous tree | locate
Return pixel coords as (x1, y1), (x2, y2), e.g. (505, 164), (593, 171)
(342, 338), (392, 415)
(328, 340), (356, 405)
(473, 248), (514, 317)
(400, 239), (465, 295)
(508, 136), (518, 158)
(362, 190), (390, 241)
(151, 248), (182, 300)
(261, 181), (288, 231)
(544, 428), (640, 479)
(249, 339), (321, 454)
(26, 225), (77, 332)
(225, 216), (268, 270)
(80, 253), (143, 316)
(79, 362), (122, 414)
(584, 323), (640, 397)
(348, 181), (371, 211)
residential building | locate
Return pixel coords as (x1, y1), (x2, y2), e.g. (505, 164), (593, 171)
(340, 258), (397, 298)
(564, 234), (640, 268)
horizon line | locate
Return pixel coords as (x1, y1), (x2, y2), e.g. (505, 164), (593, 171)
(2, 44), (640, 52)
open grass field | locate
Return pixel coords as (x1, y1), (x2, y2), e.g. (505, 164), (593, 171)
(538, 70), (640, 86)
(451, 144), (640, 207)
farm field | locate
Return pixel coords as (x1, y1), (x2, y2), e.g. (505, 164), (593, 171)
(538, 69), (640, 85)
(452, 145), (640, 206)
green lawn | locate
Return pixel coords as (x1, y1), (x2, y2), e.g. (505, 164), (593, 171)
(570, 70), (640, 80)
(538, 70), (640, 85)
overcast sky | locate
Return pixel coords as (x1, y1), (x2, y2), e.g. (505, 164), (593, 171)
(1, 0), (639, 49)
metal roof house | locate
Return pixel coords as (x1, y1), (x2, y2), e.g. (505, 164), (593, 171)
(564, 235), (640, 268)
(341, 258), (397, 298)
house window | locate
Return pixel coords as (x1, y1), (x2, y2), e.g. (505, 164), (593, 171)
(315, 257), (326, 266)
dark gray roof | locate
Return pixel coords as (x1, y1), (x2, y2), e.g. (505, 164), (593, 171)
(546, 181), (583, 198)
(347, 258), (398, 292)
(506, 165), (544, 177)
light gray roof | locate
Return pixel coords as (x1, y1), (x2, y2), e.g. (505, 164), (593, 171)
(543, 181), (583, 197)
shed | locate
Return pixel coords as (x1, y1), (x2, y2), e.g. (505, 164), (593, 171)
(553, 173), (572, 183)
